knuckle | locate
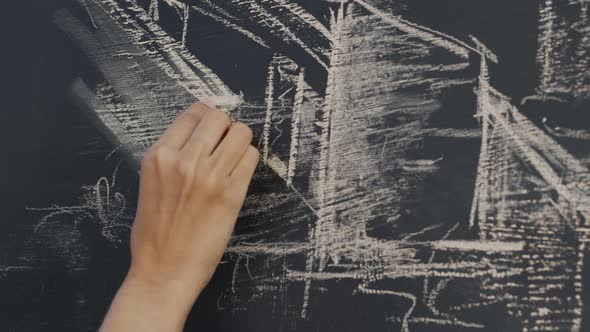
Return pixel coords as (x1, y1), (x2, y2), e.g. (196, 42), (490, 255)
(145, 147), (178, 169)
(200, 170), (231, 195)
(173, 114), (192, 128)
(178, 104), (206, 124)
(181, 110), (199, 122)
(248, 145), (260, 160)
(142, 147), (156, 162)
(234, 122), (253, 141)
(175, 160), (194, 179)
(191, 168), (207, 185)
(140, 151), (157, 170)
(213, 109), (231, 127)
(202, 174), (221, 193)
(191, 134), (212, 151)
(174, 107), (196, 123)
(188, 102), (211, 114)
(141, 147), (161, 166)
(222, 190), (242, 207)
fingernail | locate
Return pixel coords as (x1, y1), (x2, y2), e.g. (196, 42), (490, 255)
(200, 98), (217, 109)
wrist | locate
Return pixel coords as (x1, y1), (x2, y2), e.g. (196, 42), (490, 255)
(100, 270), (202, 332)
(126, 261), (211, 297)
(121, 268), (203, 318)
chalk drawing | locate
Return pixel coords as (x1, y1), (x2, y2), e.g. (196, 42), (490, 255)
(35, 0), (590, 330)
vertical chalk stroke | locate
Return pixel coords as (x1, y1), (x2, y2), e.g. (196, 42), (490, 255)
(148, 0), (159, 21)
(159, 0), (190, 46)
(262, 59), (276, 165)
(313, 0), (346, 280)
(286, 69), (305, 186)
(301, 5), (341, 319)
(181, 2), (190, 46)
(537, 0), (590, 97)
(469, 38), (495, 229)
(58, 0), (590, 330)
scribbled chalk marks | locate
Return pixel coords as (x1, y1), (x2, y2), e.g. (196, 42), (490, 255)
(29, 166), (133, 247)
(0, 265), (34, 278)
(298, 2), (478, 324)
(154, 0), (332, 69)
(48, 0), (590, 330)
(537, 0), (590, 98)
(54, 0), (238, 161)
(470, 42), (590, 330)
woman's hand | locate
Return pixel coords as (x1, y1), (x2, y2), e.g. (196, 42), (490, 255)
(100, 102), (259, 332)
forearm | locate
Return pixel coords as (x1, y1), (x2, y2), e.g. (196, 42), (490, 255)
(99, 272), (201, 332)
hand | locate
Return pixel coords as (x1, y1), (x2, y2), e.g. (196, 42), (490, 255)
(130, 101), (259, 294)
(100, 102), (259, 332)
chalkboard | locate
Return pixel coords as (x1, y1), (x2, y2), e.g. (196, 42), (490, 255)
(2, 0), (590, 331)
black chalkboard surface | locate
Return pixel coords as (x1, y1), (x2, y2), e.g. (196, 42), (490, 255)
(2, 0), (590, 331)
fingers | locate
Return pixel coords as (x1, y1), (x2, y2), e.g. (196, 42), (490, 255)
(158, 101), (257, 183)
(210, 123), (253, 175)
(231, 146), (260, 190)
(183, 107), (231, 156)
(155, 103), (209, 149)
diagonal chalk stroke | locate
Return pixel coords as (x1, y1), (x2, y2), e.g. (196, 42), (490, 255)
(353, 0), (493, 60)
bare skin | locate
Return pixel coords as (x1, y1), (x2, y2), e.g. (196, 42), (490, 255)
(99, 102), (259, 332)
